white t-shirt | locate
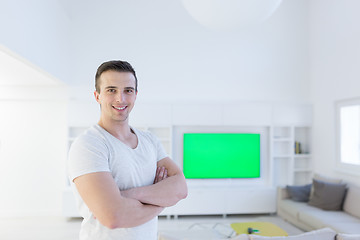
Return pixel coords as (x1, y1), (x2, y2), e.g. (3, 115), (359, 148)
(68, 124), (168, 240)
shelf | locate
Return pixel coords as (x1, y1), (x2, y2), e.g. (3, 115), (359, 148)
(294, 168), (312, 172)
(294, 154), (311, 158)
(271, 126), (312, 186)
(274, 155), (292, 158)
(273, 138), (292, 142)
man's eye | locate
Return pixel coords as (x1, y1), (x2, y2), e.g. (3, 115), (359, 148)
(126, 89), (134, 93)
(108, 89), (116, 93)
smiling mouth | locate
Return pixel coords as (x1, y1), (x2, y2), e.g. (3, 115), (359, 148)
(113, 106), (127, 110)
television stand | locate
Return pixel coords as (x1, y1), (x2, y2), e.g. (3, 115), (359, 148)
(160, 185), (276, 216)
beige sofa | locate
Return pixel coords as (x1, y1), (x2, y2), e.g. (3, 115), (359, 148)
(277, 182), (360, 234)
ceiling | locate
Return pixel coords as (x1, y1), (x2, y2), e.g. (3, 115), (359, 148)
(0, 45), (64, 86)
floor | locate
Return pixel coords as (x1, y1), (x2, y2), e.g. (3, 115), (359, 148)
(0, 214), (303, 240)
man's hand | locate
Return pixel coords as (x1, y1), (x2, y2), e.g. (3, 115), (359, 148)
(118, 157), (187, 207)
(121, 166), (168, 201)
(154, 166), (168, 184)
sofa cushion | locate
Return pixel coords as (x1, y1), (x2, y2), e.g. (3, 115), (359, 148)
(343, 184), (360, 219)
(286, 184), (312, 202)
(279, 199), (322, 219)
(298, 210), (360, 230)
(336, 233), (360, 240)
(298, 211), (328, 229)
(247, 228), (336, 240)
(331, 222), (360, 235)
(308, 179), (347, 210)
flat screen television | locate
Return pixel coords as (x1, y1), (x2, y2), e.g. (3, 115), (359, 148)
(183, 133), (260, 179)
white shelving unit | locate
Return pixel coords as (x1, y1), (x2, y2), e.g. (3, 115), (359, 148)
(271, 126), (312, 186)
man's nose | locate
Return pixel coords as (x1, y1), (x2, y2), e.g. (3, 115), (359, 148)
(116, 93), (125, 102)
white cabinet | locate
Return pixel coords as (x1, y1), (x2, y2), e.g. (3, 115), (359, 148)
(162, 188), (227, 215)
(271, 126), (312, 186)
(161, 186), (276, 216)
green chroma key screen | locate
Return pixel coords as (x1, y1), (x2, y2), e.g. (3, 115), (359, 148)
(183, 133), (260, 179)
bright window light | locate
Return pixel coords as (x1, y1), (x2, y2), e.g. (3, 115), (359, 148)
(340, 105), (360, 165)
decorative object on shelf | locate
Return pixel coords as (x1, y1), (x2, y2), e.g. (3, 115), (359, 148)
(271, 126), (312, 186)
(294, 141), (302, 154)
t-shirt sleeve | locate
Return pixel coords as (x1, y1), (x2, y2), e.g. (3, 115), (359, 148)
(67, 134), (110, 182)
(149, 132), (169, 162)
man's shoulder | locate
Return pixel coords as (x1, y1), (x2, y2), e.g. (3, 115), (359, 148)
(132, 127), (156, 141)
(72, 125), (107, 147)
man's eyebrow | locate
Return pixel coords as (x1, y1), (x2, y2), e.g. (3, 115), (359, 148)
(104, 86), (135, 90)
(124, 87), (135, 90)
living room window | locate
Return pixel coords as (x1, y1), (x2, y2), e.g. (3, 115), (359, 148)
(336, 98), (360, 175)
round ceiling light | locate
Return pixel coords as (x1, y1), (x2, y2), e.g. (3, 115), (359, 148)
(182, 0), (283, 31)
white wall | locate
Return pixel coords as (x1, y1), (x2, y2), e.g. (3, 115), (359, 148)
(0, 0), (312, 108)
(310, 0), (360, 184)
(0, 0), (71, 83)
(0, 100), (68, 217)
(0, 47), (68, 217)
(68, 0), (311, 105)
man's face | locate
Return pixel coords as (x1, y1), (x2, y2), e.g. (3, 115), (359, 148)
(94, 70), (137, 124)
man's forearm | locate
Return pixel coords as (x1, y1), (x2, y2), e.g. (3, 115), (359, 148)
(109, 196), (164, 229)
(74, 172), (164, 230)
(122, 174), (187, 207)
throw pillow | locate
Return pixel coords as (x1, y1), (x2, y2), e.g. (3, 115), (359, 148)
(313, 173), (342, 183)
(308, 179), (347, 210)
(310, 173), (343, 199)
(286, 184), (312, 202)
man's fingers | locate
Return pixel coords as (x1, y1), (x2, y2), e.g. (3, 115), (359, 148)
(154, 166), (169, 183)
(159, 167), (165, 179)
(154, 167), (160, 183)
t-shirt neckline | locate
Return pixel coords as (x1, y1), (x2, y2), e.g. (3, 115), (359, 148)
(95, 124), (139, 150)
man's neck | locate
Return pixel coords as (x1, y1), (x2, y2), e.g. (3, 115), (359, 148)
(98, 119), (133, 141)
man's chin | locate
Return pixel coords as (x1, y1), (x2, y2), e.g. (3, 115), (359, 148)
(113, 116), (129, 122)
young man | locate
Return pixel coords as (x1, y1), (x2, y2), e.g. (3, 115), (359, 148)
(68, 60), (188, 240)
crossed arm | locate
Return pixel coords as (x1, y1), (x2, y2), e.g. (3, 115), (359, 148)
(73, 157), (187, 229)
(121, 157), (187, 207)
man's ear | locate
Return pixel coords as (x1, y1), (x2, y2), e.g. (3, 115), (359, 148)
(94, 91), (100, 103)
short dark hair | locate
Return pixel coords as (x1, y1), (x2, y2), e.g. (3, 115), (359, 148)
(95, 60), (138, 93)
